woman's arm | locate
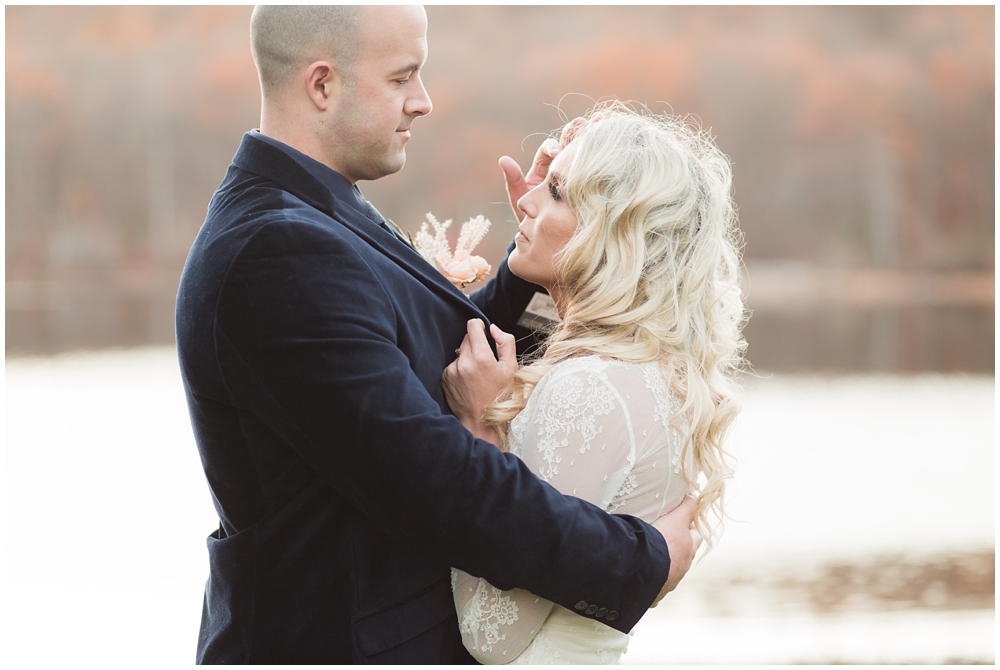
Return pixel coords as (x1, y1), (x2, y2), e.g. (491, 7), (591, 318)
(444, 353), (642, 662)
(452, 568), (555, 664)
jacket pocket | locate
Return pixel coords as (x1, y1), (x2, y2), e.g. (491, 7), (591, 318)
(352, 576), (457, 658)
(197, 523), (258, 664)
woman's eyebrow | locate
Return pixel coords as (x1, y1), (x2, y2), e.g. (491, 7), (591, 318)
(550, 171), (564, 185)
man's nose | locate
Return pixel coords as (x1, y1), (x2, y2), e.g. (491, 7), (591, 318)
(406, 76), (433, 117)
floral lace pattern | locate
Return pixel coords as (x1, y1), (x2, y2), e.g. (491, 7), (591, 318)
(508, 378), (544, 460)
(456, 575), (521, 653)
(532, 369), (617, 480)
(453, 356), (693, 665)
(642, 363), (684, 474)
(509, 632), (563, 664)
(509, 606), (629, 665)
(606, 471), (638, 513)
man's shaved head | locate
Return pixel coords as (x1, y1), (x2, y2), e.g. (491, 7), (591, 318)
(252, 5), (431, 182)
(250, 5), (364, 93)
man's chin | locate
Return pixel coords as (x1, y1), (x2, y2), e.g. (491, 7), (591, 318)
(360, 154), (406, 182)
(381, 149), (407, 177)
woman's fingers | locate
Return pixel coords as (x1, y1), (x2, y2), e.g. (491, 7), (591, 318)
(560, 113), (603, 147)
(560, 117), (586, 146)
(467, 320), (515, 370)
(457, 321), (515, 387)
(499, 156), (528, 222)
(464, 319), (491, 362)
(501, 137), (565, 222)
(443, 322), (517, 442)
(525, 139), (561, 187)
(490, 324), (517, 374)
(455, 331), (472, 362)
(499, 155), (526, 192)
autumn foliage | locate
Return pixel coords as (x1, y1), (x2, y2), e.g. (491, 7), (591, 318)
(5, 6), (994, 358)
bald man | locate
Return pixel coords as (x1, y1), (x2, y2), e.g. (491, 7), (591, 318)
(176, 5), (696, 663)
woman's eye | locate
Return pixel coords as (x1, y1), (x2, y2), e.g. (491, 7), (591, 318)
(548, 181), (562, 201)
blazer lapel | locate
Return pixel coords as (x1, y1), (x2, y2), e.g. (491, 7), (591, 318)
(335, 205), (489, 320)
(232, 132), (487, 321)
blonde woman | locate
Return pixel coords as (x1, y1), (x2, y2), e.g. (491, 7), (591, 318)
(442, 102), (746, 664)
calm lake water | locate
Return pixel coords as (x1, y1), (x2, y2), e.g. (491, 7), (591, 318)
(5, 287), (994, 374)
(4, 348), (994, 664)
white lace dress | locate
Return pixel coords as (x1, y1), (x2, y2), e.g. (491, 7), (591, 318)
(451, 356), (695, 664)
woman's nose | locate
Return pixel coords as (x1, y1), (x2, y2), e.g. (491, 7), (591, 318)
(516, 191), (535, 218)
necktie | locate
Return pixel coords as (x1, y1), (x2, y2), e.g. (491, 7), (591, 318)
(364, 200), (412, 247)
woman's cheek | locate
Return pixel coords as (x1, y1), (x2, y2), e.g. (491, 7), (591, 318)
(508, 248), (535, 282)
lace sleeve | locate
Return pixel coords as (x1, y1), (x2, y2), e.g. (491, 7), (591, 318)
(451, 568), (555, 664)
(515, 362), (638, 511)
(451, 361), (641, 663)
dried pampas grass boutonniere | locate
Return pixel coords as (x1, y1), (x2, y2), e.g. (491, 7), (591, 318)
(413, 212), (492, 290)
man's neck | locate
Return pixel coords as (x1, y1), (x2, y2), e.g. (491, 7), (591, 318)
(259, 112), (352, 184)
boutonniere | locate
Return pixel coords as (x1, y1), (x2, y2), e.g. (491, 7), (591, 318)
(413, 212), (492, 290)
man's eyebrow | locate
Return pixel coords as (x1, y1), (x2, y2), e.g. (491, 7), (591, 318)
(390, 63), (420, 77)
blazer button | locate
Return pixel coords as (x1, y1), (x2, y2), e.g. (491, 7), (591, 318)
(574, 601), (588, 611)
(585, 604), (599, 615)
(596, 607), (608, 618)
(606, 610), (619, 621)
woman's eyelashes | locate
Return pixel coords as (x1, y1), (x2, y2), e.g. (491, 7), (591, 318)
(548, 180), (562, 202)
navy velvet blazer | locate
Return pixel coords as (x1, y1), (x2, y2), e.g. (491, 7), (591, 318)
(175, 132), (670, 664)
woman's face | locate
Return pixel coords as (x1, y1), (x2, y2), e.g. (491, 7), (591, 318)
(508, 144), (580, 293)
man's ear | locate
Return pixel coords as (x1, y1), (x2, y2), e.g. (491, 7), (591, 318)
(303, 61), (340, 112)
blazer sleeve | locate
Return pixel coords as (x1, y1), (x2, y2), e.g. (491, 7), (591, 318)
(213, 218), (670, 633)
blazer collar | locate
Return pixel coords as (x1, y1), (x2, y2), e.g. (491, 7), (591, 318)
(233, 130), (370, 221)
(231, 131), (486, 320)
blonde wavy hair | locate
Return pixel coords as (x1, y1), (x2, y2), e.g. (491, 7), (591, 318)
(484, 101), (747, 545)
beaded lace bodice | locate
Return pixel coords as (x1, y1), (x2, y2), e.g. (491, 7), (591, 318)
(452, 356), (694, 664)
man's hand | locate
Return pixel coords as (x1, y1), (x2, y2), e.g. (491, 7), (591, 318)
(650, 493), (702, 606)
